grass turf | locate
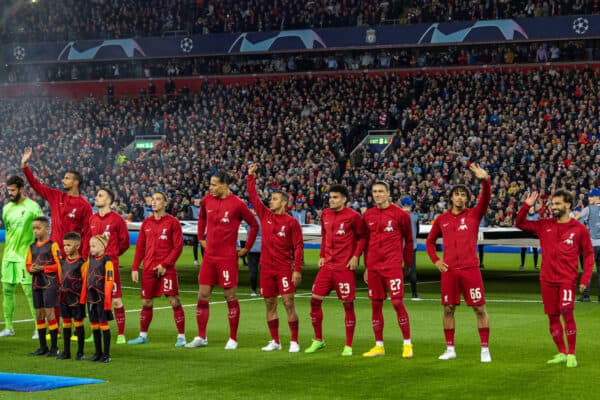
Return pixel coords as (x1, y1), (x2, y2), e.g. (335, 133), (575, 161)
(0, 246), (598, 400)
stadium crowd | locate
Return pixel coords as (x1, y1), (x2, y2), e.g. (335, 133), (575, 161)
(1, 0), (594, 43)
(1, 66), (599, 227)
(2, 39), (593, 84)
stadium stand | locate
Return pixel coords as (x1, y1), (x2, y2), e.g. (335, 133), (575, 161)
(1, 66), (598, 226)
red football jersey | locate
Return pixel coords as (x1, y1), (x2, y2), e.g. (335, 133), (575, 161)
(247, 175), (303, 272)
(320, 207), (366, 271)
(363, 203), (414, 270)
(426, 179), (491, 270)
(197, 193), (259, 260)
(516, 203), (594, 285)
(24, 167), (93, 258)
(132, 214), (183, 273)
(89, 210), (130, 268)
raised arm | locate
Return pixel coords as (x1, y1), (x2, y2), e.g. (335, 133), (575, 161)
(515, 191), (540, 234)
(22, 147), (59, 202)
(246, 166), (270, 219)
(470, 163), (491, 220)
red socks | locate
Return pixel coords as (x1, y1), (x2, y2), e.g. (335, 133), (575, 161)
(343, 302), (355, 347)
(140, 305), (153, 333)
(478, 327), (490, 347)
(371, 300), (384, 342)
(391, 299), (411, 340)
(268, 319), (279, 343)
(173, 305), (185, 335)
(444, 328), (455, 346)
(288, 320), (299, 342)
(310, 298), (323, 341)
(227, 299), (240, 341)
(196, 300), (210, 338)
(114, 306), (126, 336)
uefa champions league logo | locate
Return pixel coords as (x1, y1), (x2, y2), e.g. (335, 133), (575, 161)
(180, 37), (194, 53)
(573, 17), (589, 34)
(228, 30), (326, 53)
(13, 46), (26, 61)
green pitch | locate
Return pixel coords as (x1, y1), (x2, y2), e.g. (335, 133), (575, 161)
(0, 245), (599, 400)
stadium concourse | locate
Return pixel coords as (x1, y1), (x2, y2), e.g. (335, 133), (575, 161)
(0, 65), (598, 228)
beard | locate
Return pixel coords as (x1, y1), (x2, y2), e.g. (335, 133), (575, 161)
(552, 208), (566, 218)
(9, 193), (21, 203)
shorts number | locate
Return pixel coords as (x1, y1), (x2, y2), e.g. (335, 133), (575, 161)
(469, 288), (482, 301)
(390, 279), (402, 291)
(282, 277), (289, 289)
(163, 279), (173, 291)
(338, 282), (350, 295)
(112, 283), (118, 294)
(223, 270), (230, 282)
(562, 289), (573, 302)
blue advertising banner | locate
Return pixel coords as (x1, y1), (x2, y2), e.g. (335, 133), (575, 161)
(3, 15), (599, 64)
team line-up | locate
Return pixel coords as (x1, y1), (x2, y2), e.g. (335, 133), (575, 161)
(1, 148), (598, 367)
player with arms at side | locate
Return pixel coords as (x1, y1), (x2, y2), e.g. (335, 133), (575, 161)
(516, 189), (594, 368)
(89, 188), (130, 344)
(305, 184), (365, 356)
(426, 163), (492, 363)
(27, 217), (61, 356)
(362, 181), (414, 358)
(186, 171), (259, 350)
(0, 175), (43, 338)
(247, 164), (304, 352)
(128, 192), (186, 347)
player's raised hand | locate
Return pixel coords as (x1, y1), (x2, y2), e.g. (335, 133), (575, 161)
(248, 163), (258, 175)
(21, 147), (33, 168)
(524, 191), (539, 207)
(469, 163), (489, 180)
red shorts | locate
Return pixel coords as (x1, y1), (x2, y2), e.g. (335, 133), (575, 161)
(260, 270), (295, 298)
(112, 266), (122, 298)
(541, 281), (576, 315)
(141, 268), (179, 299)
(441, 268), (485, 306)
(199, 257), (238, 289)
(367, 268), (404, 300)
(312, 267), (355, 301)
